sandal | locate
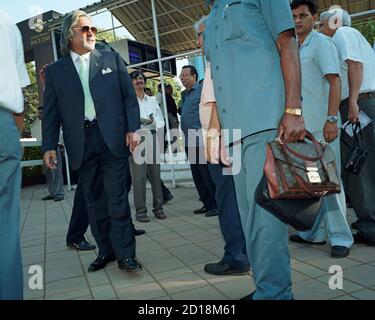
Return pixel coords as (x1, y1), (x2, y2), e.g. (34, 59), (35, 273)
(154, 212), (166, 220)
(136, 214), (150, 223)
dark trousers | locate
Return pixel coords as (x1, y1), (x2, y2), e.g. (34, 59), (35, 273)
(208, 164), (248, 268)
(340, 97), (375, 241)
(127, 166), (172, 202)
(66, 181), (90, 244)
(185, 146), (217, 209)
(77, 124), (135, 259)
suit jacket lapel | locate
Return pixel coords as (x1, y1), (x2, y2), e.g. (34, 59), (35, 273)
(89, 49), (102, 82)
(60, 55), (83, 90)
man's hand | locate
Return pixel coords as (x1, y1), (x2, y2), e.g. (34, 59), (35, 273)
(13, 112), (25, 132)
(278, 113), (306, 143)
(43, 150), (57, 169)
(323, 122), (338, 143)
(126, 132), (141, 153)
(348, 100), (360, 123)
(205, 130), (232, 167)
(205, 132), (220, 164)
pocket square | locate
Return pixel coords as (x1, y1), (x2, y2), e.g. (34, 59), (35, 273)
(102, 68), (113, 75)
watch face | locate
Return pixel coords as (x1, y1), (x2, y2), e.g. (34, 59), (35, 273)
(327, 116), (338, 123)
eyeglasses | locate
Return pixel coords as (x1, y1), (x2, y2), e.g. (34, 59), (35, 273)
(74, 26), (98, 36)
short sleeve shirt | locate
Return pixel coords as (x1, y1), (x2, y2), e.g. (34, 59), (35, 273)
(180, 82), (203, 146)
(300, 31), (341, 133)
(332, 26), (375, 100)
(0, 10), (30, 113)
(203, 0), (295, 141)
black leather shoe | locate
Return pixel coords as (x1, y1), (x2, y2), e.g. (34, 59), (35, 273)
(331, 246), (350, 258)
(88, 254), (116, 272)
(118, 258), (142, 272)
(205, 209), (218, 217)
(67, 240), (96, 251)
(42, 195), (54, 201)
(54, 196), (64, 202)
(289, 234), (326, 245)
(194, 206), (213, 214)
(204, 261), (250, 276)
(134, 228), (146, 236)
(353, 232), (375, 247)
(240, 291), (255, 300)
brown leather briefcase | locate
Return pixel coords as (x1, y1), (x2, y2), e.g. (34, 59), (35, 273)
(264, 131), (341, 199)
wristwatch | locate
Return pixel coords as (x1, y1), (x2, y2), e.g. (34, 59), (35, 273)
(326, 115), (338, 123)
(285, 108), (302, 116)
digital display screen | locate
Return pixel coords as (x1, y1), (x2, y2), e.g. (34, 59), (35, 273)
(146, 51), (158, 71)
(128, 46), (142, 64)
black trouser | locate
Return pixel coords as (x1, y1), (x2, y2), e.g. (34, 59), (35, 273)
(77, 123), (135, 259)
(185, 146), (217, 210)
(66, 181), (90, 244)
(340, 96), (375, 241)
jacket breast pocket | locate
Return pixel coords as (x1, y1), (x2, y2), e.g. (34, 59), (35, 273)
(102, 72), (119, 89)
(223, 1), (257, 41)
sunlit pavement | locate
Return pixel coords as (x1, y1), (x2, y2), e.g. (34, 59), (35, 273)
(21, 184), (375, 300)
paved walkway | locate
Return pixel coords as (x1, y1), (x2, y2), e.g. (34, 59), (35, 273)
(21, 184), (375, 300)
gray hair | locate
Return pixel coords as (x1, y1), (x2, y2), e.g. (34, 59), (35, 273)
(194, 16), (207, 33)
(60, 10), (92, 56)
(320, 7), (352, 28)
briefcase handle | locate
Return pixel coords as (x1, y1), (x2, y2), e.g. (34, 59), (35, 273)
(279, 131), (330, 198)
(282, 131), (324, 162)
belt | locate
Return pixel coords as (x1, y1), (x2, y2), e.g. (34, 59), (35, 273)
(341, 91), (375, 105)
(84, 119), (98, 128)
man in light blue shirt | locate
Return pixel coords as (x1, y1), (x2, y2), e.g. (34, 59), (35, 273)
(180, 65), (217, 216)
(289, 0), (353, 258)
(204, 0), (306, 300)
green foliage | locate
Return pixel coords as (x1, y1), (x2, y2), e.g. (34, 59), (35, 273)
(353, 20), (375, 45)
(23, 63), (39, 137)
(146, 78), (183, 107)
(96, 28), (124, 43)
(21, 146), (43, 178)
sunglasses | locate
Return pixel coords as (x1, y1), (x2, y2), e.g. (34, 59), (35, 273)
(74, 26), (98, 36)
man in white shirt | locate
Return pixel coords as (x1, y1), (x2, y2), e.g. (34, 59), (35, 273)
(320, 8), (375, 246)
(129, 71), (167, 222)
(0, 9), (30, 300)
(289, 0), (353, 258)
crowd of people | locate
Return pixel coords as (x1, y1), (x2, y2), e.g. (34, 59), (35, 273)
(1, 0), (375, 300)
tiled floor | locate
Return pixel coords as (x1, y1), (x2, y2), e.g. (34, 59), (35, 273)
(20, 184), (375, 300)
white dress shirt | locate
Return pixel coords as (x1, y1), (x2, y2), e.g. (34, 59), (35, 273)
(137, 94), (165, 130)
(70, 51), (91, 74)
(333, 26), (375, 100)
(0, 9), (30, 113)
(155, 92), (166, 119)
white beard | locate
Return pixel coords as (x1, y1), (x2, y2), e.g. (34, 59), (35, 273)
(83, 40), (95, 51)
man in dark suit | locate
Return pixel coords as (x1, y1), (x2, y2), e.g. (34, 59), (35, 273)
(42, 10), (142, 272)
